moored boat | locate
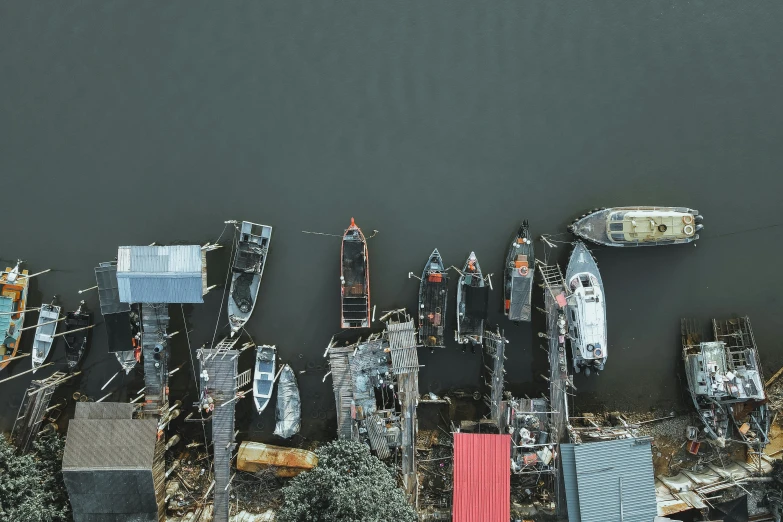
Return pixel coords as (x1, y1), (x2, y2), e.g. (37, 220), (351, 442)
(32, 302), (61, 371)
(254, 344), (277, 414)
(228, 221), (273, 335)
(63, 301), (92, 370)
(568, 206), (703, 247)
(418, 249), (449, 349)
(455, 252), (488, 348)
(340, 218), (370, 329)
(273, 364), (301, 438)
(0, 261), (30, 370)
(565, 242), (607, 375)
(504, 221), (535, 322)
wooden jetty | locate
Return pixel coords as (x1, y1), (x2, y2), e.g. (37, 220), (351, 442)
(12, 371), (78, 453)
(199, 338), (241, 522)
(325, 339), (359, 440)
(385, 313), (421, 507)
(482, 327), (507, 424)
(140, 303), (170, 417)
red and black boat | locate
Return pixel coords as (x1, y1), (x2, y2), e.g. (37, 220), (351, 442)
(340, 218), (370, 328)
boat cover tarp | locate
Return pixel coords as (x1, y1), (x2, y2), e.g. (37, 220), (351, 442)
(709, 494), (748, 522)
(465, 286), (489, 319)
(509, 275), (533, 321)
(232, 272), (254, 313)
(274, 365), (301, 438)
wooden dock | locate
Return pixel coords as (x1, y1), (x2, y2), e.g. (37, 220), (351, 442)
(141, 303), (170, 417)
(12, 371), (74, 453)
(326, 342), (358, 440)
(199, 340), (239, 522)
(482, 328), (506, 424)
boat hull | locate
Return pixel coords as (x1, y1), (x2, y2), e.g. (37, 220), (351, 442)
(569, 206), (702, 247)
(455, 252), (487, 346)
(504, 222), (535, 322)
(340, 218), (370, 329)
(0, 263), (30, 370)
(63, 308), (91, 370)
(32, 304), (61, 370)
(418, 249), (448, 348)
(228, 221), (273, 334)
(254, 345), (277, 414)
(565, 242), (607, 374)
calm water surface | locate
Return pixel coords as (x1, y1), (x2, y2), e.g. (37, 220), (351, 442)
(2, 2), (783, 443)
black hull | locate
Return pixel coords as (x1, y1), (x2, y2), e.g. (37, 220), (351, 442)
(503, 221), (535, 322)
(418, 250), (448, 348)
(64, 311), (91, 369)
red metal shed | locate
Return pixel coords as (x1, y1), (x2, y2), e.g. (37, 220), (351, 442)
(452, 433), (511, 522)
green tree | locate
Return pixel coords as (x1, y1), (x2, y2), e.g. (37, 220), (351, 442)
(277, 440), (417, 522)
(0, 434), (71, 522)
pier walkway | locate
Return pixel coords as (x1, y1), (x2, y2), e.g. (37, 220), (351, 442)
(199, 340), (239, 522)
(141, 303), (170, 418)
(12, 371), (76, 453)
(482, 328), (506, 424)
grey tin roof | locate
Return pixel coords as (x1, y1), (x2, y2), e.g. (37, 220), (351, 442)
(74, 402), (134, 420)
(117, 245), (204, 304)
(62, 417), (157, 470)
(561, 438), (657, 522)
(94, 262), (131, 315)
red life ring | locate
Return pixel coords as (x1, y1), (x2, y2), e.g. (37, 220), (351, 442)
(518, 266), (529, 276)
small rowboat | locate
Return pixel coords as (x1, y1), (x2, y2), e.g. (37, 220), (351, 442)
(32, 303), (61, 371)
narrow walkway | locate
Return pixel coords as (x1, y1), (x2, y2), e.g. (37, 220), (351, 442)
(12, 371), (73, 453)
(141, 303), (170, 417)
(199, 342), (239, 522)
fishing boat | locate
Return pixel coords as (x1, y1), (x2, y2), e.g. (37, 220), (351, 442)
(418, 249), (449, 349)
(455, 252), (488, 348)
(273, 364), (301, 439)
(228, 221), (273, 335)
(568, 206), (703, 247)
(340, 218), (370, 329)
(0, 261), (30, 370)
(63, 301), (91, 370)
(254, 344), (277, 414)
(32, 302), (61, 371)
(504, 221), (535, 322)
(565, 242), (606, 375)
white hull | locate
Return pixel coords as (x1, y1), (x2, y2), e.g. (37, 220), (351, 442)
(254, 345), (277, 414)
(32, 304), (61, 371)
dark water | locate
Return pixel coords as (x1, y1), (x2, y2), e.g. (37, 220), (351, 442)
(2, 2), (783, 443)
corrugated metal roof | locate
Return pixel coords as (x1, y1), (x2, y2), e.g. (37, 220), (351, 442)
(453, 433), (510, 522)
(94, 262), (130, 315)
(74, 402), (134, 420)
(62, 417), (157, 470)
(116, 245), (204, 303)
(561, 438), (657, 522)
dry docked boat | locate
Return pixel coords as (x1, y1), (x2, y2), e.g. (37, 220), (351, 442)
(254, 344), (276, 414)
(228, 221), (273, 335)
(0, 261), (30, 370)
(455, 252), (489, 348)
(340, 218), (370, 329)
(63, 301), (91, 370)
(504, 221), (535, 322)
(568, 206), (703, 247)
(418, 249), (449, 349)
(565, 242), (606, 376)
(32, 302), (61, 371)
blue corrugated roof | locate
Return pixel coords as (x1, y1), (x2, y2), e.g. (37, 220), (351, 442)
(561, 438), (657, 522)
(116, 246), (204, 304)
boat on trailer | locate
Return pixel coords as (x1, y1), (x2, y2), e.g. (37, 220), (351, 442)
(254, 344), (277, 414)
(340, 218), (370, 329)
(228, 221), (273, 335)
(274, 364), (301, 438)
(418, 249), (449, 350)
(63, 301), (91, 370)
(455, 252), (488, 348)
(0, 261), (30, 371)
(568, 206), (703, 247)
(504, 221), (535, 322)
(32, 302), (61, 371)
(565, 242), (607, 375)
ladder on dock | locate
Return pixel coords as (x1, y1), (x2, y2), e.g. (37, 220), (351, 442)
(538, 262), (566, 297)
(235, 369), (251, 389)
(207, 337), (240, 361)
(12, 371), (70, 453)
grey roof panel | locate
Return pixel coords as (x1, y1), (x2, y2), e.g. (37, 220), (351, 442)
(74, 402), (134, 420)
(94, 262), (131, 315)
(560, 443), (582, 522)
(116, 245), (204, 303)
(62, 418), (157, 470)
(562, 438), (657, 522)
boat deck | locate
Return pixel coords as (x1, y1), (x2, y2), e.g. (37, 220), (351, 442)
(342, 238), (369, 326)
